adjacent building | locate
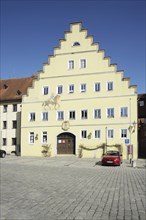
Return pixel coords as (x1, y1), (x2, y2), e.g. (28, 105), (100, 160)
(138, 93), (146, 158)
(21, 22), (138, 159)
(0, 76), (36, 155)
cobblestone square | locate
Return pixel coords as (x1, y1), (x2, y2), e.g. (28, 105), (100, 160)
(0, 156), (146, 220)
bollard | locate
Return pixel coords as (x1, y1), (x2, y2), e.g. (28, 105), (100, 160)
(132, 160), (136, 168)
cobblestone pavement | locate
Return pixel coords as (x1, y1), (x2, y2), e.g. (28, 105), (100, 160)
(0, 156), (146, 220)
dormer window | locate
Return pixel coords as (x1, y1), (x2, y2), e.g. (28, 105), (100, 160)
(72, 42), (80, 46)
(16, 90), (22, 95)
(3, 84), (8, 89)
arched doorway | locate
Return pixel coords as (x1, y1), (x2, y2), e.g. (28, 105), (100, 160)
(57, 132), (75, 155)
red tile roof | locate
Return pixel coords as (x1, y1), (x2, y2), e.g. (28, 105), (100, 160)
(0, 76), (37, 102)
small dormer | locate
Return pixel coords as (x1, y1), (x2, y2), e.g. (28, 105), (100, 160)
(3, 84), (8, 89)
(16, 90), (22, 96)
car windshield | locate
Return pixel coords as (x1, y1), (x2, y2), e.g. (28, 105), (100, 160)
(105, 152), (119, 156)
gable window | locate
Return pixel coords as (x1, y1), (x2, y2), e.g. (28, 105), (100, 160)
(107, 108), (114, 118)
(95, 130), (101, 139)
(43, 86), (49, 95)
(13, 104), (17, 112)
(42, 131), (47, 144)
(81, 130), (87, 139)
(121, 129), (127, 138)
(94, 109), (101, 119)
(3, 105), (8, 113)
(29, 132), (34, 144)
(29, 112), (35, 121)
(42, 112), (48, 121)
(69, 111), (75, 120)
(68, 60), (74, 69)
(80, 83), (86, 93)
(94, 82), (100, 92)
(73, 42), (80, 46)
(81, 110), (88, 119)
(57, 85), (63, 94)
(107, 129), (114, 139)
(69, 84), (74, 93)
(121, 107), (128, 117)
(107, 81), (113, 91)
(57, 111), (64, 120)
(80, 59), (86, 68)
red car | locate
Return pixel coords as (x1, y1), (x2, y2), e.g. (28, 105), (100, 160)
(101, 151), (122, 166)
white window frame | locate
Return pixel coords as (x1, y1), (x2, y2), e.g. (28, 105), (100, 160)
(107, 129), (114, 139)
(94, 109), (101, 119)
(80, 59), (86, 68)
(68, 60), (74, 69)
(69, 111), (76, 120)
(94, 130), (101, 139)
(42, 112), (48, 121)
(29, 132), (34, 144)
(81, 130), (87, 139)
(121, 129), (127, 138)
(42, 131), (48, 144)
(80, 83), (86, 93)
(107, 108), (114, 118)
(57, 85), (63, 94)
(94, 82), (100, 92)
(42, 86), (49, 95)
(81, 110), (88, 119)
(69, 84), (74, 93)
(29, 112), (36, 121)
(57, 111), (64, 120)
(120, 107), (128, 117)
(107, 81), (113, 91)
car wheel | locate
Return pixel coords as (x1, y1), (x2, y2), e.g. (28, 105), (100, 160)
(1, 152), (6, 158)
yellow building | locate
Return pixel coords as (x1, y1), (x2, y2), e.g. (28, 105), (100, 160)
(21, 22), (137, 159)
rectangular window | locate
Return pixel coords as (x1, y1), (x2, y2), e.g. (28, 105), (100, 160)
(12, 138), (16, 145)
(107, 82), (113, 91)
(121, 107), (128, 117)
(107, 129), (114, 139)
(139, 101), (144, 106)
(3, 105), (8, 113)
(95, 130), (101, 139)
(57, 85), (63, 94)
(43, 86), (49, 95)
(42, 112), (48, 121)
(29, 112), (35, 121)
(13, 104), (17, 112)
(69, 111), (75, 120)
(81, 110), (88, 119)
(121, 129), (127, 138)
(69, 84), (74, 93)
(94, 82), (100, 92)
(94, 109), (101, 119)
(107, 108), (114, 118)
(12, 120), (17, 129)
(80, 83), (86, 93)
(42, 131), (47, 144)
(57, 111), (64, 120)
(81, 130), (87, 139)
(68, 60), (74, 69)
(3, 138), (7, 146)
(29, 132), (34, 144)
(80, 59), (86, 68)
(3, 121), (7, 129)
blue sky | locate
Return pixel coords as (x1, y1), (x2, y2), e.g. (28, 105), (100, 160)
(1, 0), (145, 94)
